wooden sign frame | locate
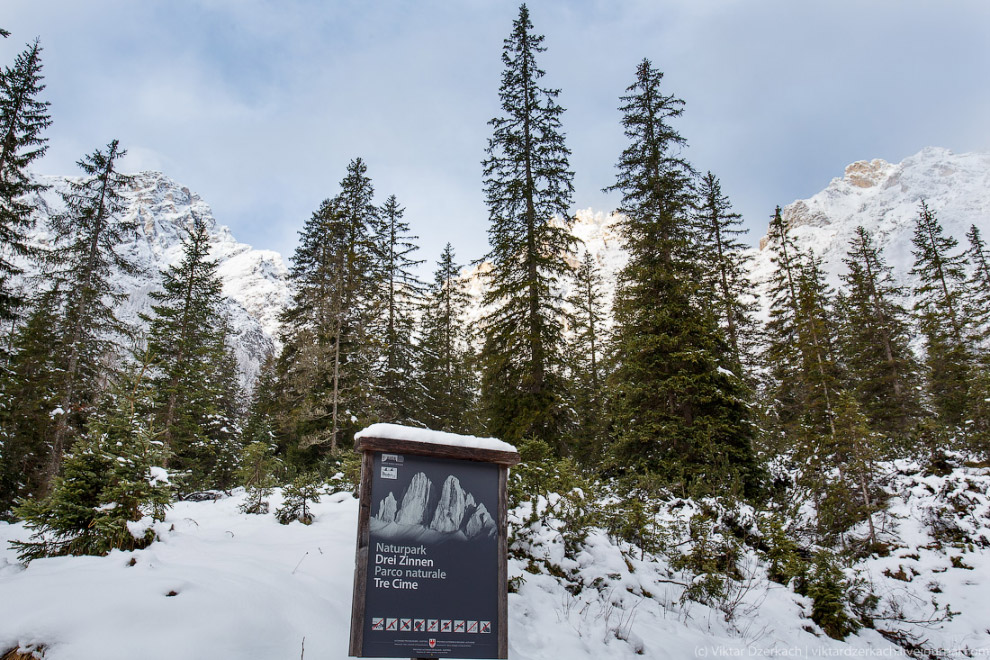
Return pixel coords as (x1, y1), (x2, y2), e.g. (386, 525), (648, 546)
(349, 435), (520, 659)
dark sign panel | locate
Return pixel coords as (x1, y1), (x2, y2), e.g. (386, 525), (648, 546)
(360, 452), (500, 658)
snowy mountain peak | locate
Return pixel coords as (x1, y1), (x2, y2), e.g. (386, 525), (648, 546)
(753, 147), (990, 295)
(24, 170), (291, 389)
(842, 157), (895, 190)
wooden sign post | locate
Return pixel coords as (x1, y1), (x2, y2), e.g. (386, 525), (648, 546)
(348, 424), (520, 659)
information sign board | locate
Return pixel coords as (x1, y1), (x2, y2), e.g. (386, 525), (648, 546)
(349, 431), (518, 659)
(362, 452), (498, 658)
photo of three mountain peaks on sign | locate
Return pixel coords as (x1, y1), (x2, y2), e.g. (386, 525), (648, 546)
(371, 454), (497, 544)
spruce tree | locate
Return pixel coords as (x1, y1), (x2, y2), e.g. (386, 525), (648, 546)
(964, 224), (990, 346)
(565, 250), (609, 463)
(241, 353), (279, 452)
(479, 4), (575, 446)
(962, 225), (990, 457)
(836, 226), (920, 438)
(0, 288), (62, 516)
(762, 206), (807, 440)
(237, 441), (278, 514)
(419, 243), (476, 433)
(144, 216), (241, 492)
(605, 59), (757, 497)
(276, 472), (323, 525)
(792, 254), (845, 466)
(277, 159), (379, 457)
(762, 208), (846, 501)
(761, 207), (844, 456)
(694, 171), (758, 375)
(200, 316), (244, 488)
(0, 39), (51, 325)
(44, 140), (134, 490)
(829, 393), (883, 549)
(372, 194), (423, 425)
(909, 201), (971, 427)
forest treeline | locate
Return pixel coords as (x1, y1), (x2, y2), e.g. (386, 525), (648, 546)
(1, 6), (989, 637)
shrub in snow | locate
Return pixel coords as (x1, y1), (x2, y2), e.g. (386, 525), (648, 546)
(601, 476), (667, 559)
(672, 511), (743, 607)
(759, 514), (805, 586)
(236, 441), (277, 514)
(276, 472), (324, 525)
(325, 449), (362, 495)
(508, 439), (600, 571)
(800, 549), (859, 640)
(12, 373), (173, 562)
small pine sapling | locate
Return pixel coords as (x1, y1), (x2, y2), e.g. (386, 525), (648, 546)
(237, 442), (278, 514)
(276, 472), (324, 525)
(760, 515), (805, 586)
(800, 550), (859, 640)
(12, 369), (173, 561)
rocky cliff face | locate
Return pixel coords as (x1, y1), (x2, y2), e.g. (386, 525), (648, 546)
(464, 502), (495, 538)
(19, 171), (291, 389)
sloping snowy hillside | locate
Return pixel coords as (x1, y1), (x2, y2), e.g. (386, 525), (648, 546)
(2, 460), (988, 659)
(20, 172), (290, 387)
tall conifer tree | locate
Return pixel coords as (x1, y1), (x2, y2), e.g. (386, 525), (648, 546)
(419, 243), (476, 433)
(964, 224), (990, 346)
(372, 194), (423, 425)
(762, 210), (844, 468)
(910, 201), (971, 427)
(44, 140), (134, 489)
(0, 39), (50, 325)
(144, 216), (241, 491)
(277, 159), (379, 456)
(606, 59), (757, 497)
(793, 254), (845, 446)
(565, 250), (609, 463)
(479, 4), (575, 445)
(961, 224), (990, 457)
(762, 207), (811, 441)
(0, 287), (62, 516)
(764, 219), (853, 539)
(694, 171), (758, 375)
(837, 226), (920, 438)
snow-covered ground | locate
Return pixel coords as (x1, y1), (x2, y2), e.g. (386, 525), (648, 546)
(3, 460), (988, 659)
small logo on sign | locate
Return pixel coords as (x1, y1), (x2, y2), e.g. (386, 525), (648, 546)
(371, 617), (384, 631)
(467, 620), (478, 633)
(440, 620), (452, 633)
(480, 621), (492, 633)
(386, 618), (398, 631)
(400, 619), (412, 631)
(429, 639), (437, 649)
(414, 619), (425, 631)
(454, 620), (466, 633)
(427, 619), (439, 632)
(382, 453), (404, 464)
(381, 466), (398, 480)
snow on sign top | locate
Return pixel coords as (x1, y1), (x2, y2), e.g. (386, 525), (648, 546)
(354, 423), (517, 454)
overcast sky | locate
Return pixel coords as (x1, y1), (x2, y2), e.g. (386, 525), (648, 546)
(3, 0), (989, 272)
